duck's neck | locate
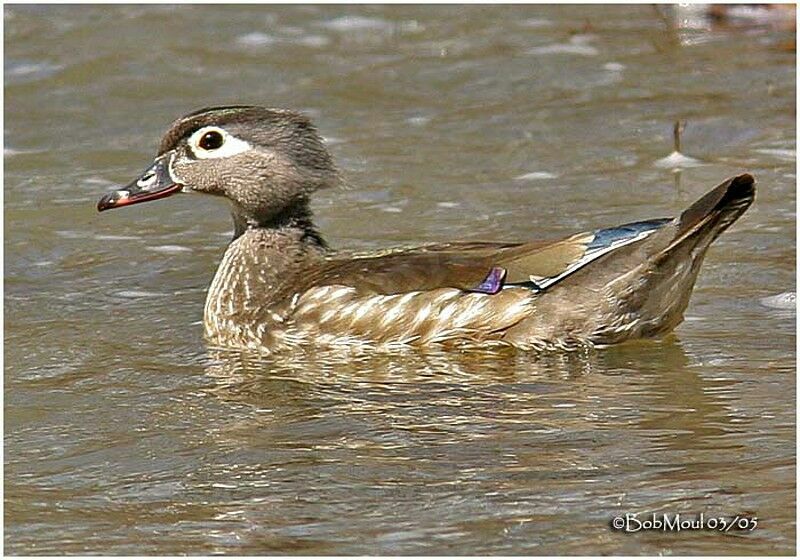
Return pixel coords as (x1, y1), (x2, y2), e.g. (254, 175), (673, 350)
(204, 202), (328, 348)
(231, 199), (328, 250)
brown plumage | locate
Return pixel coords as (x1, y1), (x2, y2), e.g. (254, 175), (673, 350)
(97, 106), (756, 352)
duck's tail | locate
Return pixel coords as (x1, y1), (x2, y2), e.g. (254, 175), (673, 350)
(618, 173), (756, 339)
(656, 173), (756, 263)
(585, 174), (756, 343)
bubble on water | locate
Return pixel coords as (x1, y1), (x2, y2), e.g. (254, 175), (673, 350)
(55, 230), (85, 239)
(520, 18), (553, 28)
(4, 147), (39, 157)
(654, 151), (703, 169)
(754, 148), (796, 162)
(321, 16), (392, 32)
(515, 171), (557, 181)
(5, 61), (63, 83)
(94, 234), (141, 241)
(760, 291), (796, 311)
(236, 32), (278, 47)
(147, 245), (192, 254)
(406, 116), (430, 126)
(114, 290), (166, 299)
(527, 35), (599, 57)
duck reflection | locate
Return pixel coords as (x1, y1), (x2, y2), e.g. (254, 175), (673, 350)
(198, 338), (739, 457)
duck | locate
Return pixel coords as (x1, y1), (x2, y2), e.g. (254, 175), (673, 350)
(97, 105), (756, 352)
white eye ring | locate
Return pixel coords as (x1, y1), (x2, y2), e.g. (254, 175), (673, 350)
(188, 126), (252, 159)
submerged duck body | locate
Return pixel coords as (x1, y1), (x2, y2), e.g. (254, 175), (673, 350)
(98, 106), (755, 352)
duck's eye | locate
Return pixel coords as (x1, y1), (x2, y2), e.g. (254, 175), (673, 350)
(199, 130), (224, 151)
(189, 126), (251, 159)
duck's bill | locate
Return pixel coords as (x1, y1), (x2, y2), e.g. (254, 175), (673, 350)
(97, 154), (184, 212)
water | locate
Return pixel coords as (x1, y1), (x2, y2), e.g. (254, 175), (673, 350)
(5, 4), (795, 554)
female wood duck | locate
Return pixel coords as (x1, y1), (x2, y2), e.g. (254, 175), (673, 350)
(97, 106), (756, 352)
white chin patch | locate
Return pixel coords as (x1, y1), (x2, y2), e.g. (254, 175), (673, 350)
(188, 126), (252, 159)
(167, 152), (184, 184)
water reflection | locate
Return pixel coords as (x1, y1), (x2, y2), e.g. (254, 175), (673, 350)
(199, 341), (739, 455)
(118, 339), (762, 554)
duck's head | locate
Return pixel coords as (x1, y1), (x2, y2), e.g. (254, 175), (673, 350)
(97, 106), (339, 228)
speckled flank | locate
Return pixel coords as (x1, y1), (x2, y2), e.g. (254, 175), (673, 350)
(290, 285), (534, 345)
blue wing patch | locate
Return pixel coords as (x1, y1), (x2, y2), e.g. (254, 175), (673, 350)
(503, 218), (672, 293)
(587, 219), (671, 251)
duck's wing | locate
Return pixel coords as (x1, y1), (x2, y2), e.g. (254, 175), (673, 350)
(311, 241), (525, 294)
(304, 219), (673, 296)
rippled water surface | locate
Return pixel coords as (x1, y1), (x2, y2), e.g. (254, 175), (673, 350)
(5, 4), (796, 555)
